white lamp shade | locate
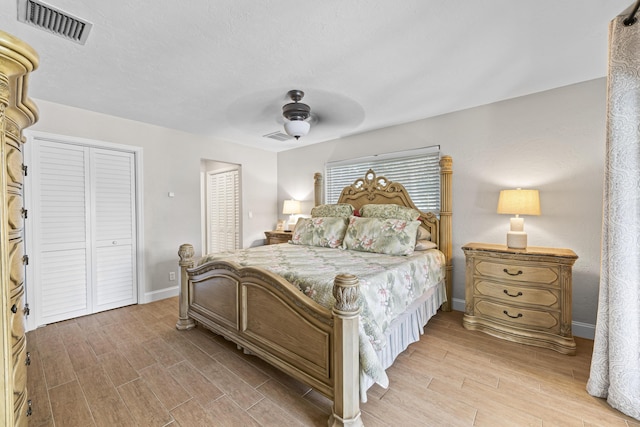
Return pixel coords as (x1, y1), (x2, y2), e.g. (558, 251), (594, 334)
(284, 120), (310, 138)
(282, 199), (301, 215)
(497, 189), (541, 216)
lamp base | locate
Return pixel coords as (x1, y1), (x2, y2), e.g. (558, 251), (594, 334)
(285, 215), (297, 232)
(506, 231), (527, 249)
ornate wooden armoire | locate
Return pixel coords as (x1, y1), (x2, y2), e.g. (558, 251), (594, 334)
(0, 30), (38, 426)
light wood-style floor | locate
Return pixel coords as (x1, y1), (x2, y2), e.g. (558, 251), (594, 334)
(26, 297), (639, 427)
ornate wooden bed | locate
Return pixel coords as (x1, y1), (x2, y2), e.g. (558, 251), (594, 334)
(176, 156), (452, 426)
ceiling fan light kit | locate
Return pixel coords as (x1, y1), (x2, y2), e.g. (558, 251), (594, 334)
(282, 89), (311, 139)
(283, 120), (310, 139)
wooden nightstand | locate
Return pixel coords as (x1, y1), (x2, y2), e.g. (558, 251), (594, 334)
(264, 230), (293, 245)
(462, 242), (578, 355)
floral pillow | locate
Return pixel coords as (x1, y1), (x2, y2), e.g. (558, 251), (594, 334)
(310, 203), (354, 218)
(342, 216), (420, 256)
(360, 204), (421, 222)
(291, 217), (348, 248)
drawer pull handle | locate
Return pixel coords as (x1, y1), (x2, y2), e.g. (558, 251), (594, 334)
(503, 310), (523, 319)
(10, 304), (17, 314)
(503, 268), (523, 276)
(503, 290), (523, 298)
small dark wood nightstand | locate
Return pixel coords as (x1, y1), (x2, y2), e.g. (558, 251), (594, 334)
(264, 230), (293, 245)
(462, 242), (578, 355)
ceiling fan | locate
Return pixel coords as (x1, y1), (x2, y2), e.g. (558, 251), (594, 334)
(282, 89), (311, 140)
(226, 88), (365, 144)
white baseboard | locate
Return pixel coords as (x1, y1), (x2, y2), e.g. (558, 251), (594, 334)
(451, 297), (466, 313)
(143, 286), (179, 303)
(571, 321), (595, 340)
(449, 298), (595, 340)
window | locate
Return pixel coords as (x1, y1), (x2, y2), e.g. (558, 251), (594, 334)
(325, 146), (441, 213)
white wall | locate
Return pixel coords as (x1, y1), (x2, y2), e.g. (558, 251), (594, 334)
(29, 99), (278, 300)
(277, 78), (607, 337)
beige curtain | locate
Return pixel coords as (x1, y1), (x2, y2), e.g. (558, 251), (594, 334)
(586, 4), (640, 421)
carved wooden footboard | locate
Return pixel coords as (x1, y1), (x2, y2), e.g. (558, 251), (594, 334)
(177, 243), (363, 427)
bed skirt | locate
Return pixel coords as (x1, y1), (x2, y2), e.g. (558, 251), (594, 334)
(360, 280), (446, 402)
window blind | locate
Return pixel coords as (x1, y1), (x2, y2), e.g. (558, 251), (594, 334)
(325, 146), (441, 213)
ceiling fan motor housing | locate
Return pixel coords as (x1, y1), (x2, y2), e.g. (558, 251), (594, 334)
(282, 89), (311, 121)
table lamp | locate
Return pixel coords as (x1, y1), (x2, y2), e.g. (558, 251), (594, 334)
(282, 199), (301, 231)
(497, 188), (541, 249)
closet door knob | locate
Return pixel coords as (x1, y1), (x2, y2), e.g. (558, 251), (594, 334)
(10, 304), (17, 313)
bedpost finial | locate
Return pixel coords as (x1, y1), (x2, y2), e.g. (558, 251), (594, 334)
(439, 155), (452, 172)
(178, 243), (195, 267)
(333, 274), (360, 314)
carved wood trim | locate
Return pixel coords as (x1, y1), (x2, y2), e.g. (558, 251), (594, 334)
(439, 156), (453, 311)
(314, 172), (323, 206)
(0, 29), (38, 427)
(331, 274), (362, 427)
(176, 243), (196, 330)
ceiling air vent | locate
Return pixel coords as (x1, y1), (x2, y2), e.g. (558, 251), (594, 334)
(263, 131), (294, 142)
(17, 0), (92, 45)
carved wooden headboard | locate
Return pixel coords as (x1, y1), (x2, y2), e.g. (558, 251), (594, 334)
(336, 169), (440, 250)
(313, 155), (453, 311)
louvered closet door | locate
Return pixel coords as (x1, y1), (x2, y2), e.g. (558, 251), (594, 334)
(91, 149), (136, 312)
(33, 141), (91, 324)
(32, 140), (137, 326)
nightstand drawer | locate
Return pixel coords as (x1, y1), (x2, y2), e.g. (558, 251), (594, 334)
(475, 299), (560, 333)
(475, 260), (558, 285)
(474, 280), (560, 308)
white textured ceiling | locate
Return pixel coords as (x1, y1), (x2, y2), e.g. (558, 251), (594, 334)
(0, 0), (632, 152)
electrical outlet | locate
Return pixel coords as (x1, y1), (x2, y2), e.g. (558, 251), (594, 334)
(169, 271), (176, 281)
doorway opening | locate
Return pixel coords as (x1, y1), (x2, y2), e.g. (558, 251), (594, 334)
(201, 160), (242, 254)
